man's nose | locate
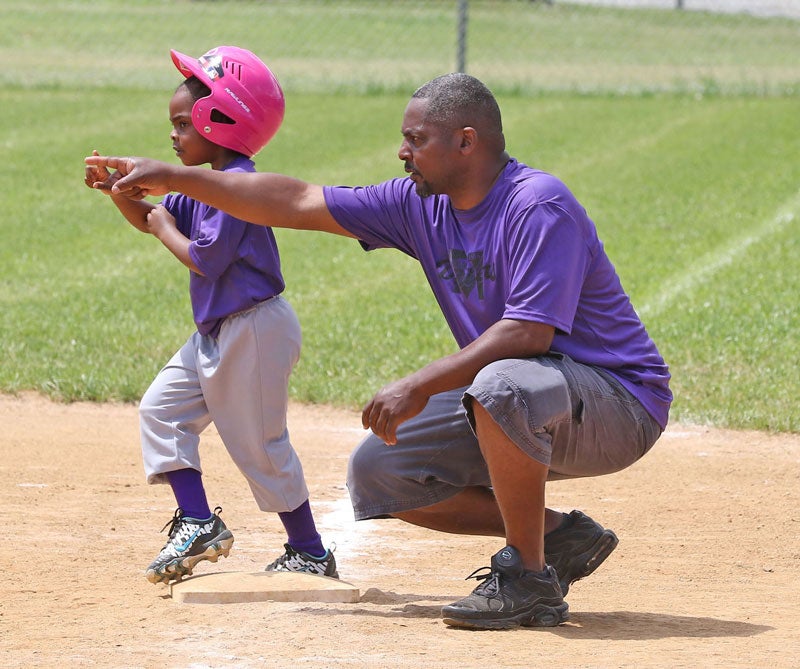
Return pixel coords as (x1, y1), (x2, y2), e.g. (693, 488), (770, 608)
(398, 140), (410, 161)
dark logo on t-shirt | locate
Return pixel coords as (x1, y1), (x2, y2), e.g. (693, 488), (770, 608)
(436, 249), (495, 299)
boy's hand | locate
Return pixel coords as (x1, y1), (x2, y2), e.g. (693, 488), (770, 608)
(84, 150), (112, 192)
(85, 150), (147, 199)
(84, 155), (172, 199)
(145, 204), (176, 239)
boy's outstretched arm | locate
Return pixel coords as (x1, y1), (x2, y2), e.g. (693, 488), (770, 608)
(85, 155), (355, 238)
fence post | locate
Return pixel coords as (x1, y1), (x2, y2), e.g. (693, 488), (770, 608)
(457, 0), (468, 72)
(676, 0), (684, 8)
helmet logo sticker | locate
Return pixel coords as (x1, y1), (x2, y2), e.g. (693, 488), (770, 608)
(198, 54), (224, 81)
(224, 87), (251, 114)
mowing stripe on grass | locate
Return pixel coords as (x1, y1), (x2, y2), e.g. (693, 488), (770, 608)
(639, 188), (800, 318)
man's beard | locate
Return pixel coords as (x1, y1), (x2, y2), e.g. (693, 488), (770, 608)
(415, 180), (433, 198)
(406, 162), (433, 198)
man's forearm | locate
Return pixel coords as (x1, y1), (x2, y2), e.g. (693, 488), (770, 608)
(166, 167), (352, 236)
(167, 168), (294, 227)
(86, 154), (354, 237)
(412, 318), (555, 398)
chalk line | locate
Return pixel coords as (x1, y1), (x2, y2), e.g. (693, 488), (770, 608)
(638, 188), (800, 318)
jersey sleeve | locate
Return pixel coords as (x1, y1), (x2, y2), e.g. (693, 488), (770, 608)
(502, 200), (591, 335)
(323, 179), (420, 258)
(162, 182), (248, 281)
(187, 209), (248, 281)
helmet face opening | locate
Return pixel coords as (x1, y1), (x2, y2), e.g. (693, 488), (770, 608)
(171, 46), (285, 157)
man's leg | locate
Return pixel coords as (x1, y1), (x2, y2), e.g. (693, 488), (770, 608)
(471, 402), (548, 571)
(441, 402), (567, 629)
(348, 362), (653, 605)
(398, 403), (549, 571)
(395, 490), (566, 537)
(456, 355), (662, 598)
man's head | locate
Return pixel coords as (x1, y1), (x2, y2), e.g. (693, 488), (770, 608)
(399, 73), (506, 202)
(412, 73), (503, 137)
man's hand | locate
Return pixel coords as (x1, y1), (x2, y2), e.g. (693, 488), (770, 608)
(360, 319), (556, 446)
(84, 150), (114, 193)
(362, 377), (430, 446)
(84, 155), (173, 199)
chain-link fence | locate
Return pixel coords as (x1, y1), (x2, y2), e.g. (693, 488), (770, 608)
(4, 0), (800, 95)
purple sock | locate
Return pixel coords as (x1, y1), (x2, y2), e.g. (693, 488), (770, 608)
(166, 468), (212, 519)
(279, 499), (325, 557)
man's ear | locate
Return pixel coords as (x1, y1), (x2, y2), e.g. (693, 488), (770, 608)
(459, 126), (478, 153)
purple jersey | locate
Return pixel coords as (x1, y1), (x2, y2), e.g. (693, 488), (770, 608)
(323, 158), (672, 429)
(162, 156), (285, 338)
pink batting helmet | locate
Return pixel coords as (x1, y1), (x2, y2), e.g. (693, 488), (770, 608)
(170, 46), (285, 157)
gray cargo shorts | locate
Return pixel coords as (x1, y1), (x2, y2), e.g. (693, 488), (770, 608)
(347, 354), (662, 520)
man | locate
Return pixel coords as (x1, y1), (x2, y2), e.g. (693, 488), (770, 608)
(87, 73), (671, 630)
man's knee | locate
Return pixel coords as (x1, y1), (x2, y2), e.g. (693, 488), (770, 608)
(347, 432), (399, 494)
(468, 358), (572, 430)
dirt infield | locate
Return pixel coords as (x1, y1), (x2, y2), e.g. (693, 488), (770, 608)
(2, 392), (798, 668)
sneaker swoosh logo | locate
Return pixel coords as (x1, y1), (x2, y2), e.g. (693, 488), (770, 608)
(176, 528), (203, 552)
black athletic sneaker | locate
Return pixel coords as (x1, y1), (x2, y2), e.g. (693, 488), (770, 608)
(145, 507), (234, 584)
(544, 509), (619, 596)
(265, 543), (339, 579)
(441, 545), (569, 630)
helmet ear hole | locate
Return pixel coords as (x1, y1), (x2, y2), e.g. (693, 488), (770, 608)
(210, 109), (235, 125)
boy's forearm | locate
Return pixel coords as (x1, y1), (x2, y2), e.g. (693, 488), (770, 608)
(151, 224), (200, 274)
(111, 195), (155, 233)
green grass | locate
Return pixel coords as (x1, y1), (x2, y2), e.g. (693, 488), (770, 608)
(468, 2), (800, 95)
(1, 0), (798, 95)
(1, 1), (799, 432)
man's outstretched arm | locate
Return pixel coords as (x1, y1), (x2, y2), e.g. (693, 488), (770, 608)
(84, 155), (355, 238)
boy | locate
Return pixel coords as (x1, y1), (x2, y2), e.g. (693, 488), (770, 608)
(85, 46), (337, 584)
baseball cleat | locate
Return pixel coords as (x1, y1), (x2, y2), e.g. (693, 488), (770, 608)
(265, 543), (339, 579)
(145, 506), (234, 584)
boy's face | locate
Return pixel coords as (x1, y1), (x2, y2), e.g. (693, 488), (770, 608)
(169, 85), (221, 168)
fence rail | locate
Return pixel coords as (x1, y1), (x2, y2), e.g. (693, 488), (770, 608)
(3, 1), (799, 96)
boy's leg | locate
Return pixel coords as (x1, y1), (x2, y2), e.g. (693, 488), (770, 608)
(166, 468), (210, 520)
(202, 297), (309, 513)
(139, 338), (212, 483)
(139, 339), (233, 583)
(202, 298), (336, 576)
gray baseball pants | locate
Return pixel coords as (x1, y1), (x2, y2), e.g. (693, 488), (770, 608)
(139, 296), (309, 513)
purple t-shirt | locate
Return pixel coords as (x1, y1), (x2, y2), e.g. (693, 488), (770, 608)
(162, 156), (284, 338)
(323, 158), (672, 429)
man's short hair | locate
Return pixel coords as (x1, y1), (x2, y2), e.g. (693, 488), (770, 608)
(412, 73), (502, 133)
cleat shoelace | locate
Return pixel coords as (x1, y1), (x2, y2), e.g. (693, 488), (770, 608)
(159, 505), (223, 537)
